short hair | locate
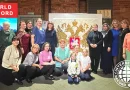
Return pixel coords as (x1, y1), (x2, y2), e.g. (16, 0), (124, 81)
(121, 19), (129, 27)
(92, 24), (98, 27)
(36, 18), (42, 22)
(3, 22), (10, 26)
(59, 39), (66, 43)
(31, 44), (40, 54)
(42, 42), (51, 51)
(82, 48), (88, 53)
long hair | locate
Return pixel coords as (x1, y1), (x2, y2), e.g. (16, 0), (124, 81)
(46, 22), (54, 30)
(12, 36), (22, 58)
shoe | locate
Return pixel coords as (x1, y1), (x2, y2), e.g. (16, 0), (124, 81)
(93, 71), (97, 74)
(44, 75), (53, 80)
(14, 78), (23, 85)
(26, 79), (32, 83)
(50, 75), (55, 80)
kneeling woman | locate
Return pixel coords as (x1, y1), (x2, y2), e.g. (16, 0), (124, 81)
(39, 42), (55, 80)
(0, 37), (25, 85)
(23, 44), (41, 83)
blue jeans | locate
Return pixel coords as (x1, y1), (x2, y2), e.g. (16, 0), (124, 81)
(80, 70), (91, 80)
(68, 75), (79, 84)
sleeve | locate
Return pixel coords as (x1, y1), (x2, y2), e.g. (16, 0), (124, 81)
(97, 32), (103, 46)
(23, 53), (34, 66)
(88, 56), (91, 64)
(87, 32), (92, 45)
(2, 46), (12, 67)
(67, 48), (70, 58)
(50, 51), (53, 61)
(76, 61), (80, 75)
(54, 48), (58, 57)
(67, 61), (72, 75)
(107, 30), (113, 47)
(39, 52), (44, 65)
(123, 34), (127, 49)
(54, 30), (58, 47)
(32, 27), (36, 35)
(17, 56), (22, 66)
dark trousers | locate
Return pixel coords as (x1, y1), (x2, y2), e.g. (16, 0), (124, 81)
(68, 75), (79, 84)
(90, 56), (100, 72)
(0, 51), (4, 66)
(14, 64), (26, 80)
(80, 70), (91, 80)
(54, 62), (68, 76)
(41, 65), (55, 76)
(0, 64), (26, 86)
(25, 66), (41, 80)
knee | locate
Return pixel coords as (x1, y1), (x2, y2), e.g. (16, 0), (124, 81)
(54, 69), (63, 76)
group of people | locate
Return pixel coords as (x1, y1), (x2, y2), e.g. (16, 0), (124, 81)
(0, 18), (130, 86)
(87, 19), (130, 75)
(0, 18), (93, 86)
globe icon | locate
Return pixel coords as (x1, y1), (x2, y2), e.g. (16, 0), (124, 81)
(113, 60), (130, 88)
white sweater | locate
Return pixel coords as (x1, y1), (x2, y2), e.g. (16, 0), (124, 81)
(2, 45), (22, 69)
(67, 59), (80, 76)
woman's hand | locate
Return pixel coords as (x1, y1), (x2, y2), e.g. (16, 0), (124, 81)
(107, 47), (111, 52)
(90, 44), (94, 48)
(123, 53), (126, 59)
(50, 61), (55, 65)
(12, 66), (19, 72)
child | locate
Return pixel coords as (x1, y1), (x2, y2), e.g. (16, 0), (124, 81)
(79, 49), (94, 81)
(67, 52), (80, 84)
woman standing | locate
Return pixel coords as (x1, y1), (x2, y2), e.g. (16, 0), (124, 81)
(23, 44), (41, 83)
(39, 42), (55, 80)
(111, 20), (120, 66)
(0, 37), (25, 85)
(45, 22), (58, 59)
(31, 18), (45, 50)
(123, 33), (130, 60)
(25, 20), (33, 34)
(17, 21), (30, 62)
(100, 23), (113, 74)
(118, 19), (130, 61)
(87, 24), (103, 74)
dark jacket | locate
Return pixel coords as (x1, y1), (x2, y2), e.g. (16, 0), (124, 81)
(87, 31), (103, 58)
(118, 28), (130, 61)
(101, 30), (113, 49)
(45, 29), (58, 47)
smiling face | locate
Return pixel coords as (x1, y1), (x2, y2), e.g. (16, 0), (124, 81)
(103, 25), (109, 31)
(74, 45), (79, 53)
(3, 22), (10, 31)
(20, 21), (26, 30)
(48, 23), (53, 30)
(12, 39), (19, 46)
(71, 53), (76, 61)
(82, 49), (88, 56)
(32, 44), (39, 54)
(121, 23), (127, 29)
(36, 18), (42, 27)
(92, 24), (98, 31)
(27, 21), (32, 28)
(44, 43), (50, 51)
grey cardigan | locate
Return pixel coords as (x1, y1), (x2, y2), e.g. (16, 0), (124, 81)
(23, 52), (39, 66)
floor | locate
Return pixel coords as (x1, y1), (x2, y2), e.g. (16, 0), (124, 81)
(0, 71), (129, 90)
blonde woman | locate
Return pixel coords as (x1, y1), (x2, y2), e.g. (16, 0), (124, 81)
(111, 19), (120, 66)
(23, 44), (41, 83)
(118, 19), (130, 61)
